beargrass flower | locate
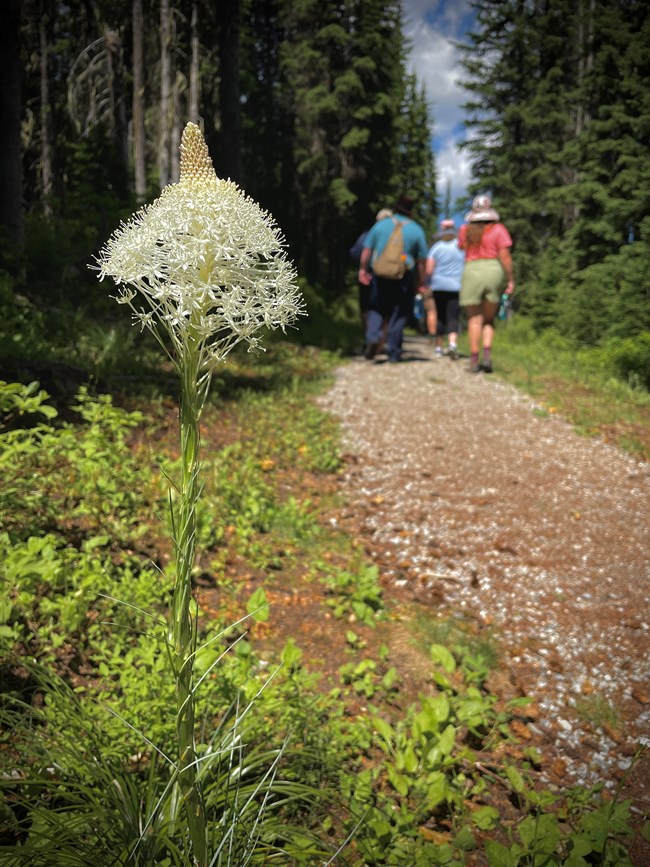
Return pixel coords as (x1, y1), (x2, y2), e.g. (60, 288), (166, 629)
(93, 123), (304, 865)
(96, 122), (304, 374)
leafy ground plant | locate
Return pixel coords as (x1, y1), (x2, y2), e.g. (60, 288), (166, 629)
(2, 359), (644, 865)
(1, 124), (314, 866)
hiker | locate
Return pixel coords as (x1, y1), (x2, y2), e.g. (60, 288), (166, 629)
(425, 218), (465, 360)
(350, 208), (394, 333)
(458, 195), (514, 373)
(358, 193), (428, 364)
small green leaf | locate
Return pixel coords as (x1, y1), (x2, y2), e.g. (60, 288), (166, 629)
(0, 598), (13, 623)
(453, 825), (476, 851)
(281, 637), (302, 668)
(386, 764), (410, 796)
(425, 771), (448, 808)
(402, 743), (419, 774)
(438, 724), (456, 756)
(381, 667), (398, 691)
(485, 839), (516, 867)
(246, 586), (269, 622)
(372, 716), (394, 745)
(504, 764), (526, 793)
(430, 643), (456, 673)
(471, 805), (500, 831)
(563, 853), (590, 867)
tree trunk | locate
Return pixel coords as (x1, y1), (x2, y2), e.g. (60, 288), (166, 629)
(39, 9), (53, 215)
(132, 0), (147, 200)
(158, 0), (172, 189)
(188, 0), (200, 124)
(575, 0), (594, 138)
(170, 71), (181, 182)
(217, 0), (242, 182)
(105, 27), (129, 172)
(0, 0), (23, 247)
(564, 0), (595, 230)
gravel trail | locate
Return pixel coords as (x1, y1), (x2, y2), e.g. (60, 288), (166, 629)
(319, 334), (650, 801)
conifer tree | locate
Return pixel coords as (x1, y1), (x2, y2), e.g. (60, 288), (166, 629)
(459, 0), (650, 344)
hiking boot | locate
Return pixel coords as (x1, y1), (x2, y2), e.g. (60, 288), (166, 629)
(468, 361), (481, 373)
(480, 359), (493, 373)
(447, 346), (459, 360)
(364, 342), (379, 360)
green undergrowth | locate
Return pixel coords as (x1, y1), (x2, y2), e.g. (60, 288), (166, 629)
(477, 318), (650, 461)
(1, 344), (647, 864)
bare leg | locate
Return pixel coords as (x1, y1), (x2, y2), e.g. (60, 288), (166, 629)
(465, 305), (483, 355)
(424, 296), (437, 338)
(481, 301), (498, 350)
(480, 300), (499, 371)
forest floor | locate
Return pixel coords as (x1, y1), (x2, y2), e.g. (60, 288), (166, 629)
(199, 333), (650, 863)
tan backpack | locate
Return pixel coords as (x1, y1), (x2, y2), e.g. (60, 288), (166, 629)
(373, 217), (409, 280)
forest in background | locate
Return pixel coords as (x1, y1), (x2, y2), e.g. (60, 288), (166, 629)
(2, 1), (649, 862)
(0, 0), (649, 382)
(461, 0), (650, 365)
(0, 0), (435, 307)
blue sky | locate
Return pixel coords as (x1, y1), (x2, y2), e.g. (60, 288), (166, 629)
(403, 0), (476, 214)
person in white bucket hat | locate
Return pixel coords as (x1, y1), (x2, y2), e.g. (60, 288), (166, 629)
(458, 195), (515, 373)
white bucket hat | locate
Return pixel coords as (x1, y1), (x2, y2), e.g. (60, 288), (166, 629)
(465, 195), (500, 222)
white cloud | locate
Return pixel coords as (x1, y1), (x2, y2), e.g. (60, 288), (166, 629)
(436, 137), (473, 214)
(409, 28), (462, 137)
(402, 1), (474, 211)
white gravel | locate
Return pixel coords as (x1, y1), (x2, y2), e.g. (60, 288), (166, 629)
(319, 334), (650, 795)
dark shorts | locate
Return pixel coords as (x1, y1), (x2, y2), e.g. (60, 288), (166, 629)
(433, 290), (460, 334)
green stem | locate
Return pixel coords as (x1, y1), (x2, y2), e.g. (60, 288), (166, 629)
(170, 345), (208, 865)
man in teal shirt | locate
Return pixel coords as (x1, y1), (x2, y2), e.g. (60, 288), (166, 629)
(359, 194), (428, 363)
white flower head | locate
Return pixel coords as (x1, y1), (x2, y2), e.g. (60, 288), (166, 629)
(95, 122), (304, 370)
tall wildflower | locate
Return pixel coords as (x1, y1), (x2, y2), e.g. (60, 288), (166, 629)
(96, 122), (303, 865)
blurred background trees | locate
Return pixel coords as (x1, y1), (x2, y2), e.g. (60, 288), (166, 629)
(1, 0), (648, 369)
(1, 0), (435, 311)
(461, 0), (650, 347)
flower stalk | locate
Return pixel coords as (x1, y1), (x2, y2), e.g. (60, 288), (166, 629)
(96, 122), (303, 865)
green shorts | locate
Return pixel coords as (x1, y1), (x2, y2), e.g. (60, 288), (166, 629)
(460, 259), (506, 307)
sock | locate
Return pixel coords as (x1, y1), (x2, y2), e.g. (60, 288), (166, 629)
(449, 341), (457, 349)
(471, 352), (479, 364)
(483, 348), (491, 363)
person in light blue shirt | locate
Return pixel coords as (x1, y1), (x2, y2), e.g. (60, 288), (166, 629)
(358, 194), (428, 363)
(425, 218), (465, 359)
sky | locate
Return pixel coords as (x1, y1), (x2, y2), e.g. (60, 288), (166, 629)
(402, 0), (476, 216)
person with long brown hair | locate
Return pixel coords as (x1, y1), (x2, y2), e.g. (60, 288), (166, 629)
(458, 195), (515, 373)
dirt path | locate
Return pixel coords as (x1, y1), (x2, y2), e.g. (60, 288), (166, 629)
(318, 334), (650, 811)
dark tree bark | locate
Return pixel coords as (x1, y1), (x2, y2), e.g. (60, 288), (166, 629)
(216, 0), (242, 182)
(0, 0), (23, 247)
(170, 74), (181, 182)
(39, 8), (53, 215)
(158, 0), (172, 189)
(188, 0), (200, 124)
(132, 0), (147, 200)
(104, 26), (130, 173)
